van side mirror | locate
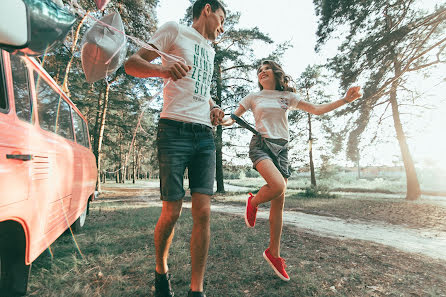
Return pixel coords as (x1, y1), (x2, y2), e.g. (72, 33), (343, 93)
(0, 0), (30, 49)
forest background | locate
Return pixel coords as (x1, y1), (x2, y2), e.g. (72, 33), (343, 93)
(44, 0), (446, 200)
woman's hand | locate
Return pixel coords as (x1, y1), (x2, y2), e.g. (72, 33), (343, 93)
(344, 86), (362, 103)
(219, 116), (234, 126)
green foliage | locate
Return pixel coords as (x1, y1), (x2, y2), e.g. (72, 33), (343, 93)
(289, 64), (336, 174)
(222, 165), (260, 179)
(313, 0), (446, 164)
(293, 185), (337, 199)
(41, 0), (161, 182)
(245, 167), (260, 178)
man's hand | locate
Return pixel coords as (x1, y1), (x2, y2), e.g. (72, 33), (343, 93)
(210, 107), (225, 126)
(161, 61), (192, 81)
(344, 86), (362, 103)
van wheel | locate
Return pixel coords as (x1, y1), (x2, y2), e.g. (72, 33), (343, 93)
(0, 249), (30, 296)
(71, 201), (89, 233)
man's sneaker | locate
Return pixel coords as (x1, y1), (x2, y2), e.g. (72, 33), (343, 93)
(263, 248), (290, 281)
(245, 193), (257, 227)
(155, 271), (174, 297)
(187, 290), (206, 297)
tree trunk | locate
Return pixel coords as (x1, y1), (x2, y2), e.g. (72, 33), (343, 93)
(214, 63), (225, 193)
(132, 145), (136, 184)
(92, 88), (104, 157)
(385, 11), (421, 200)
(117, 133), (122, 183)
(308, 113), (317, 187)
(62, 13), (89, 96)
(389, 81), (421, 200)
(136, 148), (141, 180)
(95, 81), (112, 191)
(215, 125), (224, 192)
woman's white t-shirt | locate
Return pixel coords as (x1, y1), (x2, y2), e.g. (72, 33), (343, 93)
(149, 21), (215, 127)
(239, 90), (301, 140)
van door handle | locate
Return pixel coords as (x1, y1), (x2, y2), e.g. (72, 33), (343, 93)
(6, 154), (34, 161)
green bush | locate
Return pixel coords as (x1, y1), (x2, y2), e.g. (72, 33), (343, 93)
(223, 171), (240, 179)
(293, 186), (337, 199)
(245, 168), (260, 178)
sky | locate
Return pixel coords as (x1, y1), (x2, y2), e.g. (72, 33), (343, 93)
(156, 0), (325, 77)
(155, 0), (446, 171)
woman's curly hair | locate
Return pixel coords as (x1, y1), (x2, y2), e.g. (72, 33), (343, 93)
(257, 60), (296, 92)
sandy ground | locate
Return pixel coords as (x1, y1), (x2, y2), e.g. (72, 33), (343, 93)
(207, 204), (446, 261)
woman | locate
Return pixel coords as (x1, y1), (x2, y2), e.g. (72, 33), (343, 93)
(221, 60), (361, 281)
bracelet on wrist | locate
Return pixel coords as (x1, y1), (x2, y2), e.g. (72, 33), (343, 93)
(211, 105), (220, 110)
(343, 98), (350, 104)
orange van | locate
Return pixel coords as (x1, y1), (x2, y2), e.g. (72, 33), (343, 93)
(0, 49), (98, 295)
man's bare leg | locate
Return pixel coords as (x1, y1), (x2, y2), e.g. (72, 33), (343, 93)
(155, 200), (183, 274)
(190, 193), (211, 292)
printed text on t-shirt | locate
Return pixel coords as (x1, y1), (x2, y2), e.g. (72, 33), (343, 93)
(191, 44), (213, 99)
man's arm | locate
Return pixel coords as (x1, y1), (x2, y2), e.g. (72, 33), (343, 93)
(124, 47), (191, 81)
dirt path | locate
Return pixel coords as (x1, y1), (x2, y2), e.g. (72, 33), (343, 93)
(101, 182), (446, 262)
(205, 204), (446, 261)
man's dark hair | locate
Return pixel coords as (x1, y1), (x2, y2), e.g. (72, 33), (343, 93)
(192, 0), (226, 20)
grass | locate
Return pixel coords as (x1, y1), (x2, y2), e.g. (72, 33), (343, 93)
(224, 176), (409, 193)
(27, 191), (446, 297)
(224, 168), (446, 194)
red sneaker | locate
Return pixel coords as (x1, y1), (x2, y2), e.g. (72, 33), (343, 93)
(263, 248), (290, 281)
(244, 193), (257, 227)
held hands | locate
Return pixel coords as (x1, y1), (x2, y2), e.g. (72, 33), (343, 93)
(161, 61), (192, 81)
(219, 116), (234, 126)
(344, 86), (362, 103)
(210, 107), (225, 126)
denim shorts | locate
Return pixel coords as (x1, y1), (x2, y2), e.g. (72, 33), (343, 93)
(249, 134), (290, 178)
(156, 119), (216, 201)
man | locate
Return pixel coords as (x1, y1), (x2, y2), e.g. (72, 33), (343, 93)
(124, 1), (226, 296)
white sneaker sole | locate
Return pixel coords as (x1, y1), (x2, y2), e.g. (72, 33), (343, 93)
(263, 251), (290, 281)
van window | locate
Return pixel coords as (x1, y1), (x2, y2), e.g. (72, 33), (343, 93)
(82, 119), (90, 148)
(0, 54), (7, 112)
(34, 72), (60, 133)
(73, 111), (89, 148)
(10, 55), (32, 122)
(56, 100), (74, 140)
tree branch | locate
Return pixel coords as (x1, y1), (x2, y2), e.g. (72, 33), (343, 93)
(377, 101), (391, 126)
(371, 97), (391, 108)
(368, 37), (446, 101)
(222, 77), (253, 83)
(222, 64), (253, 72)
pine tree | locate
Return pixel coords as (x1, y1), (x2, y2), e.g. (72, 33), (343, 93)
(182, 1), (290, 192)
(313, 0), (446, 200)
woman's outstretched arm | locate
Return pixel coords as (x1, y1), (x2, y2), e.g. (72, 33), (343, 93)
(220, 104), (247, 126)
(297, 86), (362, 116)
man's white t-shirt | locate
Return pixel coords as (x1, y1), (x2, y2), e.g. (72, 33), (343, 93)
(149, 21), (215, 127)
(239, 90), (301, 140)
